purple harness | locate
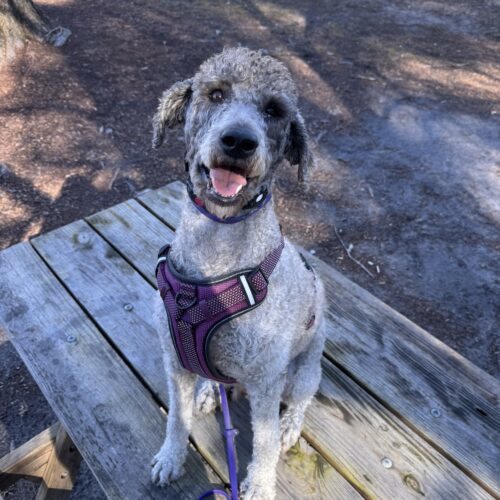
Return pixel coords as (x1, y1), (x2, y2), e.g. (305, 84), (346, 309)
(156, 236), (285, 384)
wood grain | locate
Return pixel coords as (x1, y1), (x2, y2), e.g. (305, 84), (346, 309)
(312, 256), (500, 496)
(34, 218), (359, 499)
(137, 180), (185, 230)
(304, 359), (493, 499)
(0, 243), (221, 499)
(87, 198), (174, 283)
(0, 424), (58, 490)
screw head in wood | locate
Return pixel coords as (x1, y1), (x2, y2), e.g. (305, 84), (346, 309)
(381, 457), (393, 469)
(123, 303), (134, 312)
(77, 233), (90, 244)
(430, 408), (441, 418)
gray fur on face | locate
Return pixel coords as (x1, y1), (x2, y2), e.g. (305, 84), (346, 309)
(152, 47), (313, 219)
(151, 47), (325, 500)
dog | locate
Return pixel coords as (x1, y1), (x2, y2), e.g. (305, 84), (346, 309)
(150, 47), (325, 499)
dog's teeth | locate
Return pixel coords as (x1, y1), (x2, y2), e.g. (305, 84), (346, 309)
(235, 185), (243, 194)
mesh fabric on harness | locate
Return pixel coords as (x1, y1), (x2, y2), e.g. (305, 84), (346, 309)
(155, 235), (285, 383)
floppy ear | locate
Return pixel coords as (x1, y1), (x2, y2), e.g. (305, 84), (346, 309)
(284, 111), (313, 182)
(152, 78), (193, 149)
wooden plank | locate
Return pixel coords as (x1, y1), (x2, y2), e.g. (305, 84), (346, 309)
(0, 424), (58, 490)
(34, 219), (360, 499)
(87, 198), (174, 282)
(0, 243), (221, 499)
(87, 195), (494, 498)
(137, 181), (185, 230)
(35, 424), (82, 499)
(139, 181), (500, 496)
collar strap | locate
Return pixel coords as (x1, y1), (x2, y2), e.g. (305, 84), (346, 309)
(186, 179), (271, 224)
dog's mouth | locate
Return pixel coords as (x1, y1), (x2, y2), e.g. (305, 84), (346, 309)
(201, 163), (251, 204)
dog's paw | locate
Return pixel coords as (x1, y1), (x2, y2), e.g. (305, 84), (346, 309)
(279, 411), (302, 454)
(151, 447), (185, 486)
(195, 379), (218, 415)
(240, 477), (276, 500)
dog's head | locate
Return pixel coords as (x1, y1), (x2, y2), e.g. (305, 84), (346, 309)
(153, 47), (313, 219)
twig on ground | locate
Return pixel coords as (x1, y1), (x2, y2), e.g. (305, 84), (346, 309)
(334, 226), (374, 278)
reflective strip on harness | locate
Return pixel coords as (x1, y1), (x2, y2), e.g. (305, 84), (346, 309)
(238, 275), (255, 306)
(156, 236), (285, 383)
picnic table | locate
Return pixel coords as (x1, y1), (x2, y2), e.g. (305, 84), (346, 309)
(0, 181), (498, 499)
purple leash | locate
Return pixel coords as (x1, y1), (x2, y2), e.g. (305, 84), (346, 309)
(198, 384), (239, 500)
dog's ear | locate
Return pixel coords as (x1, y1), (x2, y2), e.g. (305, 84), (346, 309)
(152, 78), (193, 149)
(284, 111), (313, 183)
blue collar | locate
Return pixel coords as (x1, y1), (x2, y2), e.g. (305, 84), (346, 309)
(186, 179), (271, 224)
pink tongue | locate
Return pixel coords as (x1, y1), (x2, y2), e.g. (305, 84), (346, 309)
(210, 168), (247, 197)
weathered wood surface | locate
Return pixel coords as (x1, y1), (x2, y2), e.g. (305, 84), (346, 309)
(87, 190), (494, 498)
(312, 257), (500, 495)
(0, 424), (58, 490)
(138, 182), (500, 497)
(35, 424), (82, 500)
(33, 219), (359, 499)
(137, 180), (185, 229)
(305, 361), (492, 499)
(0, 243), (221, 499)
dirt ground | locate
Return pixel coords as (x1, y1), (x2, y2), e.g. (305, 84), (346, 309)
(1, 0), (499, 497)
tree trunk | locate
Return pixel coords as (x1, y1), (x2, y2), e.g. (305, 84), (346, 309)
(0, 0), (70, 63)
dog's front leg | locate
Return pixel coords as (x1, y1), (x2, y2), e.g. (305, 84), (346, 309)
(241, 379), (285, 500)
(151, 365), (197, 486)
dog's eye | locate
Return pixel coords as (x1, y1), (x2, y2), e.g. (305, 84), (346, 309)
(264, 100), (283, 118)
(209, 89), (224, 103)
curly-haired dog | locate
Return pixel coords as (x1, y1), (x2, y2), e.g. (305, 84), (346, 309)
(151, 47), (325, 499)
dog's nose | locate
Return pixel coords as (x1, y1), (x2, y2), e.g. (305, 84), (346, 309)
(220, 128), (258, 159)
